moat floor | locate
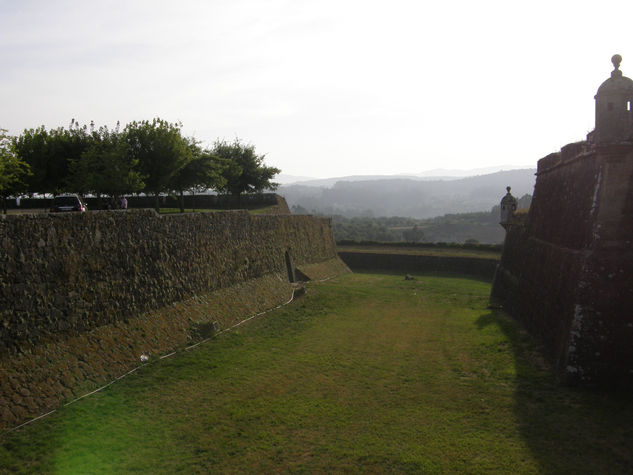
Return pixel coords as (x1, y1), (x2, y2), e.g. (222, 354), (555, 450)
(2, 272), (632, 473)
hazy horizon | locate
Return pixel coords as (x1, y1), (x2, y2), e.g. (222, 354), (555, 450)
(2, 0), (632, 178)
(276, 163), (536, 183)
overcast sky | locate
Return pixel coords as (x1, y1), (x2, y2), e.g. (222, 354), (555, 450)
(1, 0), (632, 178)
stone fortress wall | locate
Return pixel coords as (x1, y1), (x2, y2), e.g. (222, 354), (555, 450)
(0, 208), (348, 428)
(492, 144), (633, 386)
(491, 56), (633, 387)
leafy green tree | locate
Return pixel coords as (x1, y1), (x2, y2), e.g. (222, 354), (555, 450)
(124, 118), (192, 211)
(169, 140), (227, 212)
(13, 119), (93, 195)
(0, 129), (31, 213)
(402, 225), (425, 242)
(211, 138), (280, 199)
(68, 123), (144, 207)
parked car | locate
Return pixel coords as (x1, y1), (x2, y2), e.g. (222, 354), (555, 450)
(50, 194), (87, 213)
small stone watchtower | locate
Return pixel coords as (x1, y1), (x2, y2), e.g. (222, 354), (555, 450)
(590, 54), (633, 144)
(499, 186), (518, 229)
(492, 54), (633, 388)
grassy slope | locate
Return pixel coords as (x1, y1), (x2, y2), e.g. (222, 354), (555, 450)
(1, 273), (632, 473)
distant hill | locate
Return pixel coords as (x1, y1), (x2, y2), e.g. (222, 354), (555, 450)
(282, 174), (437, 188)
(279, 169), (536, 219)
(274, 173), (316, 185)
(278, 165), (535, 187)
(413, 164), (534, 178)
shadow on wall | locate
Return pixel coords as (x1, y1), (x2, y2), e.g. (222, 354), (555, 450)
(474, 310), (633, 473)
(338, 252), (499, 281)
(285, 250), (296, 283)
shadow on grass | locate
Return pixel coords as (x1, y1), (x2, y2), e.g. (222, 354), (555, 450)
(476, 310), (633, 473)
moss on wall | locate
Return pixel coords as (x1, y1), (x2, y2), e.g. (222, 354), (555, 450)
(0, 210), (347, 429)
(0, 210), (336, 355)
(491, 144), (633, 387)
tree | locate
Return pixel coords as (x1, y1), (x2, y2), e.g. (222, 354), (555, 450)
(0, 129), (31, 214)
(124, 118), (192, 211)
(402, 225), (425, 242)
(68, 123), (144, 207)
(211, 138), (280, 199)
(13, 119), (94, 195)
(169, 140), (227, 212)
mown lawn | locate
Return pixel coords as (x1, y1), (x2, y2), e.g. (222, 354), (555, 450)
(1, 273), (632, 473)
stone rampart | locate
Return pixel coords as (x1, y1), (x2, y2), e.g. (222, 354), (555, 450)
(491, 144), (633, 387)
(0, 210), (336, 355)
(0, 210), (347, 428)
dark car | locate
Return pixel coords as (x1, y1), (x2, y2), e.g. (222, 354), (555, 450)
(50, 194), (87, 213)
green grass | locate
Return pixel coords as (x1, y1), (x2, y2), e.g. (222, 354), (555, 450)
(2, 273), (632, 473)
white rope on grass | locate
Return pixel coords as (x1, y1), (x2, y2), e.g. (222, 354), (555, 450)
(312, 275), (337, 283)
(184, 288), (296, 351)
(6, 410), (57, 433)
(2, 273), (343, 436)
(1, 285), (302, 436)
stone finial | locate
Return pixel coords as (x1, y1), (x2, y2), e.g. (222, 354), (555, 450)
(500, 185), (518, 229)
(611, 54), (623, 78)
(612, 54), (622, 70)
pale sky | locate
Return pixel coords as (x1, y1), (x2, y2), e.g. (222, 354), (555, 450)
(1, 0), (632, 178)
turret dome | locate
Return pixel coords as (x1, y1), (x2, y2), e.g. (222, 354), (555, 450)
(591, 55), (633, 144)
(499, 186), (518, 229)
(596, 55), (633, 94)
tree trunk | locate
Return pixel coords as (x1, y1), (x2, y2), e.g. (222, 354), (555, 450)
(232, 192), (241, 210)
(154, 193), (160, 213)
(179, 191), (185, 213)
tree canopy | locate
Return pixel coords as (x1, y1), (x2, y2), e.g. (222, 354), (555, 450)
(169, 140), (227, 212)
(12, 121), (90, 194)
(0, 128), (31, 213)
(67, 123), (144, 198)
(124, 119), (192, 203)
(211, 139), (280, 197)
(8, 119), (282, 211)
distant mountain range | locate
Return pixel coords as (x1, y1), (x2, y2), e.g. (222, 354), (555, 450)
(278, 168), (536, 219)
(275, 164), (534, 187)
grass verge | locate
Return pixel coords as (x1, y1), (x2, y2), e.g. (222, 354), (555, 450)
(1, 273), (631, 473)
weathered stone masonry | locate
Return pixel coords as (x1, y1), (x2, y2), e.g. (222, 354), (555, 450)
(491, 54), (633, 387)
(492, 145), (633, 386)
(0, 210), (348, 428)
